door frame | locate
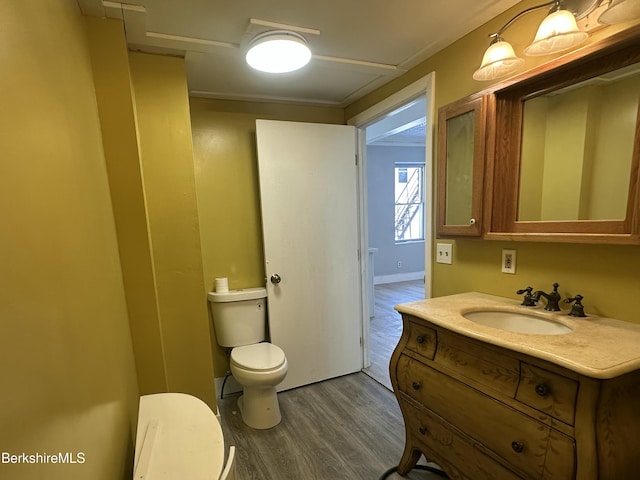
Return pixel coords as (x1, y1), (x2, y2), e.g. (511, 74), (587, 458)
(347, 72), (435, 368)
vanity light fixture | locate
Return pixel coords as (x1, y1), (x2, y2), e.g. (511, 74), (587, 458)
(245, 30), (311, 73)
(473, 0), (590, 81)
(472, 34), (525, 81)
(598, 0), (640, 24)
(523, 6), (588, 56)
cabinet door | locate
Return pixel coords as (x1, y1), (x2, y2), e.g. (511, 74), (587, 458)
(436, 94), (486, 237)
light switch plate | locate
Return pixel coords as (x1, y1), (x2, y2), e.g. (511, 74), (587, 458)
(436, 243), (452, 265)
(502, 249), (516, 274)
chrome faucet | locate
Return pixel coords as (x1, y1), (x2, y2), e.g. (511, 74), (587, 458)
(532, 283), (561, 311)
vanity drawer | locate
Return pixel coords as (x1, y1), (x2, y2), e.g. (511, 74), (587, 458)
(396, 355), (575, 479)
(436, 330), (519, 398)
(516, 363), (578, 426)
(402, 400), (522, 480)
(404, 319), (437, 360)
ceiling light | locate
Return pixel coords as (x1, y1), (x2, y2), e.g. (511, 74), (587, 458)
(473, 0), (596, 81)
(598, 0), (640, 24)
(246, 30), (311, 73)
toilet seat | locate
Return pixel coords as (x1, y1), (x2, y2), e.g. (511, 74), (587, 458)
(231, 343), (286, 372)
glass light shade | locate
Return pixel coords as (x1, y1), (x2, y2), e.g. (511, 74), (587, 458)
(598, 0), (640, 25)
(246, 31), (311, 73)
(524, 9), (588, 56)
(473, 40), (525, 81)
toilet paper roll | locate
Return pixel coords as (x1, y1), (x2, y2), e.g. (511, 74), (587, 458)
(215, 277), (229, 293)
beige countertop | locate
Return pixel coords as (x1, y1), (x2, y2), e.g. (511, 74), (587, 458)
(395, 292), (640, 379)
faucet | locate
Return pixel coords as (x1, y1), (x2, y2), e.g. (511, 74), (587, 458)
(516, 286), (537, 306)
(565, 294), (586, 317)
(532, 283), (561, 311)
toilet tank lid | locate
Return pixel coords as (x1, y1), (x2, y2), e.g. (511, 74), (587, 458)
(207, 287), (267, 303)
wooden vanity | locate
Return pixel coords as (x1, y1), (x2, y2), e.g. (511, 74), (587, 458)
(390, 293), (640, 479)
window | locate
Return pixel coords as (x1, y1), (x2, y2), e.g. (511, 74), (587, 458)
(395, 163), (424, 242)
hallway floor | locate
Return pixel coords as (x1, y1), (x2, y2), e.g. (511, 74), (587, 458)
(363, 280), (426, 390)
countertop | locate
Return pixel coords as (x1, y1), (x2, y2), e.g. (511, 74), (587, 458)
(395, 292), (640, 379)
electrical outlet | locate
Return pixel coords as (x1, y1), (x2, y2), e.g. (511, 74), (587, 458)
(436, 243), (452, 265)
(397, 261), (403, 269)
(502, 249), (516, 274)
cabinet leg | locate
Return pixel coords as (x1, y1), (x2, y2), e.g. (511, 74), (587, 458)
(397, 443), (422, 475)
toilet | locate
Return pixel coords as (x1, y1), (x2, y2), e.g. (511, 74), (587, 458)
(207, 287), (288, 429)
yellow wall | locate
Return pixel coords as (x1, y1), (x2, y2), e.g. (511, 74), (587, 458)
(128, 53), (217, 408)
(85, 17), (167, 396)
(588, 77), (639, 219)
(346, 1), (640, 323)
(0, 1), (138, 479)
(190, 97), (344, 376)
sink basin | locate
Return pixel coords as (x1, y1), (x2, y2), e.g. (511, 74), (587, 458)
(463, 310), (572, 335)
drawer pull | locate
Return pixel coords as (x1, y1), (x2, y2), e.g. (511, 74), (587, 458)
(535, 383), (550, 397)
(419, 426), (428, 435)
(412, 381), (422, 390)
(511, 441), (524, 453)
(416, 335), (425, 344)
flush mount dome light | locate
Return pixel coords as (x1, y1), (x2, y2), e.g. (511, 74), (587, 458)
(246, 30), (311, 73)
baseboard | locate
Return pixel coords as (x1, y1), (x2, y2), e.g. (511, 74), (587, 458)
(374, 271), (424, 285)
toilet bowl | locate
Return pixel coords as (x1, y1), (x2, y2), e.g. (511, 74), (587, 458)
(230, 342), (288, 429)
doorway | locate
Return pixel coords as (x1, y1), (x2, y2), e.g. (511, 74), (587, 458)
(348, 73), (435, 389)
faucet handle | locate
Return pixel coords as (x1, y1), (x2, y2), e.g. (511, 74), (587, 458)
(565, 294), (586, 317)
(516, 286), (537, 306)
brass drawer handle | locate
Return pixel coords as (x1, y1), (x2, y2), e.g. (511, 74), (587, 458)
(412, 381), (422, 390)
(511, 441), (524, 453)
(535, 383), (550, 397)
(419, 426), (428, 435)
(416, 335), (425, 344)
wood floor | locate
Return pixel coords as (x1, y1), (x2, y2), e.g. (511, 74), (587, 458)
(218, 372), (444, 480)
(363, 280), (426, 390)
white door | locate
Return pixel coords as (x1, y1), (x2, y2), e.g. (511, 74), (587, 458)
(256, 119), (362, 392)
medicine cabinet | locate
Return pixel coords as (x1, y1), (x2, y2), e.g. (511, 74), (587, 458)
(436, 25), (640, 244)
(486, 26), (640, 244)
(436, 94), (486, 237)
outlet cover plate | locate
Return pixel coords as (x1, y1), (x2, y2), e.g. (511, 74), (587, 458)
(436, 243), (452, 265)
(502, 249), (516, 274)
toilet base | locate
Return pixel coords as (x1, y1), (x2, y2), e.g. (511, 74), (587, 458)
(237, 386), (282, 429)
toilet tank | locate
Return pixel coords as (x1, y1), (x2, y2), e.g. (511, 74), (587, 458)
(207, 287), (267, 347)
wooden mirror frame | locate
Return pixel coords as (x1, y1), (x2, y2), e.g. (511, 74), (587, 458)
(484, 25), (640, 244)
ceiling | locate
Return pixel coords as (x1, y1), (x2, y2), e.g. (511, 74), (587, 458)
(78, 0), (522, 107)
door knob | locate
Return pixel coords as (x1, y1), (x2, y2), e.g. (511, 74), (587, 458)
(270, 273), (282, 285)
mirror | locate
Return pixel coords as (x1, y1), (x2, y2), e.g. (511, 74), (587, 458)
(488, 26), (640, 243)
(518, 63), (640, 222)
(437, 94), (485, 237)
(445, 111), (475, 225)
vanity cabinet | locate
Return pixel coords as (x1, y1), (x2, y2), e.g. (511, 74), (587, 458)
(436, 94), (486, 237)
(390, 313), (640, 479)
